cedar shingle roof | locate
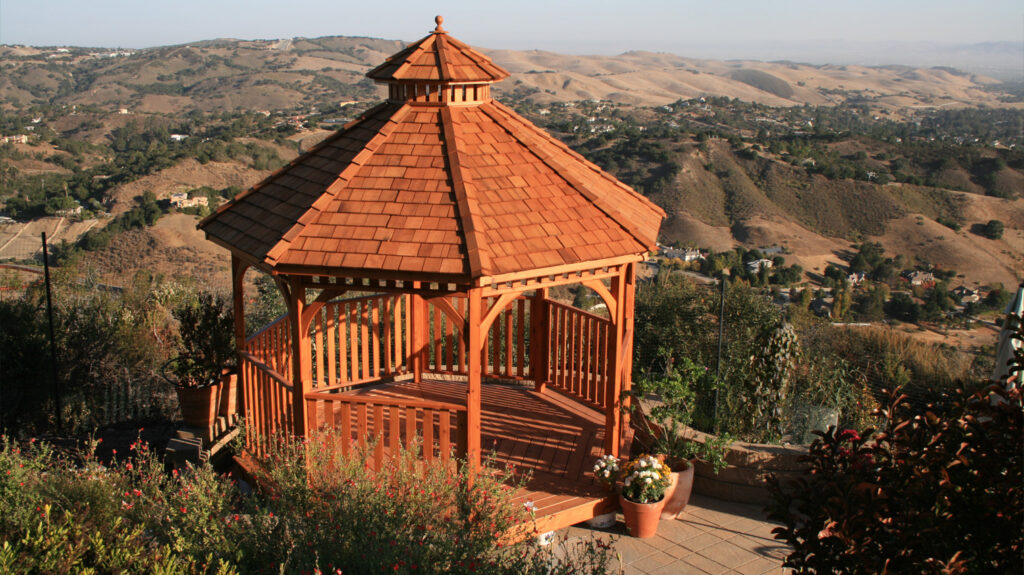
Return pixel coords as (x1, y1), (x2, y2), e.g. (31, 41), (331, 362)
(200, 18), (664, 282)
(366, 16), (509, 84)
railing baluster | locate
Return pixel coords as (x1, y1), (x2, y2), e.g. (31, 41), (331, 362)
(423, 409), (434, 462)
(517, 298), (526, 378)
(314, 311), (324, 388)
(504, 306), (513, 377)
(406, 406), (418, 455)
(360, 300), (370, 381)
(383, 297), (393, 376)
(372, 298), (382, 378)
(389, 406), (401, 452)
(444, 308), (454, 372)
(327, 304), (337, 386)
(349, 302), (359, 382)
(373, 404), (384, 469)
(439, 411), (451, 463)
(357, 404), (368, 450)
(340, 403), (352, 456)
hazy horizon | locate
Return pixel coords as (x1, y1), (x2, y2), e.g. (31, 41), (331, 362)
(2, 1), (1022, 79)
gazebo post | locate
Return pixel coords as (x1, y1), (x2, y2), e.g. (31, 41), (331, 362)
(620, 262), (638, 451)
(230, 255), (248, 357)
(410, 290), (426, 383)
(530, 288), (549, 392)
(465, 288), (483, 473)
(605, 268), (627, 456)
(230, 256), (249, 420)
(288, 277), (311, 436)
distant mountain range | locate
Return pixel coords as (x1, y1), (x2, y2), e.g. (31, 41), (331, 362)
(0, 35), (1018, 113)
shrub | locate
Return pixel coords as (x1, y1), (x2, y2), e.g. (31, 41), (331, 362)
(0, 434), (616, 574)
(767, 384), (1023, 574)
(981, 219), (1004, 240)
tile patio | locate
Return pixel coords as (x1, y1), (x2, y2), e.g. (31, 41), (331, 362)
(558, 493), (791, 574)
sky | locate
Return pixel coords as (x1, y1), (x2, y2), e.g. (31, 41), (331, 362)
(1, 0), (1021, 68)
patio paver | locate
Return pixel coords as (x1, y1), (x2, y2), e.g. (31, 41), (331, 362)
(557, 493), (791, 574)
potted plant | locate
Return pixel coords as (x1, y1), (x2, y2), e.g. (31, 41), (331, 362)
(164, 293), (236, 430)
(587, 454), (621, 528)
(628, 353), (732, 519)
(619, 454), (670, 538)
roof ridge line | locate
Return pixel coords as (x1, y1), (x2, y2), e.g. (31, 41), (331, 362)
(489, 100), (664, 216)
(434, 33), (452, 83)
(440, 106), (488, 277)
(199, 102), (395, 231)
(479, 103), (659, 249)
(263, 104), (413, 266)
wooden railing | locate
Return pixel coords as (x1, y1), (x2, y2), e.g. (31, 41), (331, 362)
(548, 301), (613, 411)
(240, 351), (294, 457)
(240, 292), (614, 459)
(425, 295), (531, 380)
(308, 294), (410, 390)
(304, 391), (467, 470)
(245, 314), (292, 378)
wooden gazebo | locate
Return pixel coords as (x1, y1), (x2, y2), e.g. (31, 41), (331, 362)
(199, 17), (664, 531)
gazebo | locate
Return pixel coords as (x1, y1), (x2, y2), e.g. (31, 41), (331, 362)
(199, 16), (664, 531)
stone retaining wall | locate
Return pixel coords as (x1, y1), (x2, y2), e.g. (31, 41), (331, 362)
(684, 427), (809, 505)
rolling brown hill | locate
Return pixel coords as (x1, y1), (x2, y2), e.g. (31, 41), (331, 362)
(0, 36), (1017, 113)
(650, 140), (1023, 287)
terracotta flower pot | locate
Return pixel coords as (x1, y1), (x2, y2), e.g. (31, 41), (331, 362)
(620, 494), (664, 538)
(177, 382), (222, 428)
(661, 461), (696, 519)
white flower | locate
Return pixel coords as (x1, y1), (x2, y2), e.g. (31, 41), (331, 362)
(644, 477), (652, 484)
(523, 501), (536, 512)
(624, 478), (632, 486)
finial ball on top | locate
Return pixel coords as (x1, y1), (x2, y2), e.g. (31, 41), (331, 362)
(434, 15), (445, 32)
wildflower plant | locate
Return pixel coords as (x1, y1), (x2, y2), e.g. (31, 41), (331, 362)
(0, 430), (617, 574)
(619, 454), (670, 504)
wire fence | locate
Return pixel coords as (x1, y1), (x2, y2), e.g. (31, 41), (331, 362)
(1, 232), (181, 435)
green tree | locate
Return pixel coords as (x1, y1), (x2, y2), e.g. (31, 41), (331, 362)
(981, 220), (1004, 240)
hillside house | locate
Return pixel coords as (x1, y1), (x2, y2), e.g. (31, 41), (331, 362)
(199, 17), (664, 535)
(746, 258), (774, 273)
(169, 134), (189, 142)
(848, 272), (867, 286)
(902, 270), (936, 288)
(951, 286), (980, 303)
(55, 205), (83, 217)
(659, 245), (704, 262)
(170, 193), (208, 209)
(0, 135), (29, 144)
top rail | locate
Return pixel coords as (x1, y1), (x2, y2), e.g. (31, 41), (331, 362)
(303, 390), (466, 413)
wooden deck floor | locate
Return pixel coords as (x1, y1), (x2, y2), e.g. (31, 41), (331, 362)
(344, 378), (625, 534)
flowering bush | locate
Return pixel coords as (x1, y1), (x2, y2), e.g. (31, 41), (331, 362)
(0, 433), (617, 574)
(620, 454), (670, 504)
(592, 454), (620, 489)
(768, 384), (1023, 574)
